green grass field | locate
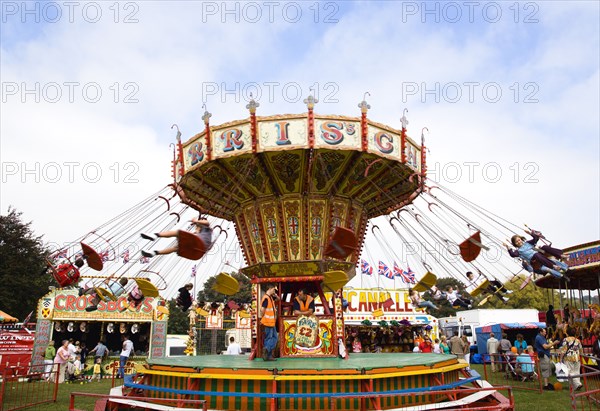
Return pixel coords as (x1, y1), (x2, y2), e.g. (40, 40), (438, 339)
(1, 366), (574, 411)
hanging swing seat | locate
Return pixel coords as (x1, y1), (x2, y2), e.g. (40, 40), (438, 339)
(324, 227), (358, 259)
(469, 279), (490, 297)
(478, 294), (493, 307)
(48, 260), (81, 287)
(459, 231), (489, 262)
(177, 230), (207, 260)
(81, 242), (104, 271)
(412, 272), (437, 292)
(531, 260), (543, 271)
(196, 307), (210, 317)
(322, 270), (349, 292)
(238, 310), (251, 318)
(156, 305), (170, 315)
(212, 273), (240, 296)
(135, 278), (159, 298)
(94, 287), (117, 302)
(520, 275), (534, 290)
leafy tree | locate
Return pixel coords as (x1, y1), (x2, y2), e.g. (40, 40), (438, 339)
(166, 298), (190, 334)
(0, 207), (51, 320)
(480, 274), (561, 311)
(196, 272), (252, 304)
(423, 277), (467, 318)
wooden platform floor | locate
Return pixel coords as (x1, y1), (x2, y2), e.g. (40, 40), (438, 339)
(147, 353), (459, 372)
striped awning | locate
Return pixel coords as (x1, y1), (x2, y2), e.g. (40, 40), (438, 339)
(0, 310), (18, 323)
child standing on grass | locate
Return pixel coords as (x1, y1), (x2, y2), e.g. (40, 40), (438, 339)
(91, 357), (102, 382)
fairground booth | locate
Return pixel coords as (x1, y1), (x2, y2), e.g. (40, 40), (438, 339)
(30, 288), (169, 376)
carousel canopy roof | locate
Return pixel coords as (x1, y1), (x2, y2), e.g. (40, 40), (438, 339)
(178, 114), (422, 221)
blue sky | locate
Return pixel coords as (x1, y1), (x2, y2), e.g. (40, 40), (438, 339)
(1, 1), (598, 295)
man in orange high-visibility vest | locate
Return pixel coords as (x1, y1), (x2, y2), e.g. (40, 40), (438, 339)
(293, 289), (315, 316)
(260, 285), (278, 361)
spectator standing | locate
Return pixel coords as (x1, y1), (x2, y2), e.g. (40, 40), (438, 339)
(43, 341), (56, 381)
(118, 335), (134, 378)
(534, 328), (559, 390)
(487, 332), (500, 372)
(89, 340), (108, 363)
(449, 332), (465, 358)
(226, 336), (242, 355)
(499, 333), (512, 372)
(52, 340), (70, 383)
(560, 327), (583, 391)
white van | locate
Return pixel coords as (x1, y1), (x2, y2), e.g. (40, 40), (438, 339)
(166, 334), (190, 357)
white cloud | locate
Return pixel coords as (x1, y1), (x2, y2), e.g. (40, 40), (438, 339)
(1, 1), (598, 287)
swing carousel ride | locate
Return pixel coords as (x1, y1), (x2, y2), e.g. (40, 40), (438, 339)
(37, 95), (597, 411)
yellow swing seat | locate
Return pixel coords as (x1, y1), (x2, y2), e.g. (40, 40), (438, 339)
(135, 278), (159, 298)
(412, 272), (437, 292)
(212, 273), (240, 296)
(469, 279), (490, 297)
(94, 287), (117, 302)
(322, 270), (349, 292)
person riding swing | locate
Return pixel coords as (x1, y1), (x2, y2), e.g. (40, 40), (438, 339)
(140, 216), (214, 259)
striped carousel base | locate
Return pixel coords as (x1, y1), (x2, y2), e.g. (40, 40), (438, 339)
(121, 353), (489, 411)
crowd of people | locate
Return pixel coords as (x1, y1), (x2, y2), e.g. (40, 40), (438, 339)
(43, 335), (134, 383)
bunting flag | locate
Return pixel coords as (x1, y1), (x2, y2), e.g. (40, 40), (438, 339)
(139, 256), (150, 264)
(121, 250), (130, 264)
(21, 311), (33, 326)
(393, 262), (406, 282)
(55, 249), (68, 259)
(360, 259), (373, 275)
(191, 265), (197, 277)
(403, 265), (417, 284)
(99, 250), (110, 262)
(378, 261), (393, 279)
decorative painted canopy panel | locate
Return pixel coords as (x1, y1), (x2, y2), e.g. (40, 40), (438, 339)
(178, 113), (422, 270)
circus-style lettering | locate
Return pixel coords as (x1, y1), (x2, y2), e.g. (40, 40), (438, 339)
(275, 121), (291, 145)
(374, 131), (394, 154)
(220, 129), (244, 152)
(320, 121), (344, 145)
(188, 142), (204, 166)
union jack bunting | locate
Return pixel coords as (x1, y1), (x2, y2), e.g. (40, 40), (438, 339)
(56, 249), (68, 258)
(378, 261), (393, 279)
(139, 256), (150, 264)
(360, 259), (373, 275)
(393, 262), (406, 281)
(99, 250), (110, 262)
(191, 265), (197, 277)
(121, 250), (130, 264)
(403, 265), (417, 284)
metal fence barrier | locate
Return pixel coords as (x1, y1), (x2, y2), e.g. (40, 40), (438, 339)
(481, 353), (543, 393)
(0, 365), (58, 411)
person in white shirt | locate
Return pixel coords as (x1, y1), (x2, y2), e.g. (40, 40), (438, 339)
(445, 286), (472, 309)
(67, 339), (77, 360)
(433, 338), (441, 354)
(486, 332), (500, 372)
(118, 335), (134, 378)
(226, 337), (242, 355)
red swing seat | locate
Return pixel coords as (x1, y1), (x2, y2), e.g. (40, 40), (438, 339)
(459, 231), (486, 262)
(80, 242), (104, 271)
(51, 263), (81, 287)
(177, 230), (207, 260)
(324, 227), (358, 259)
